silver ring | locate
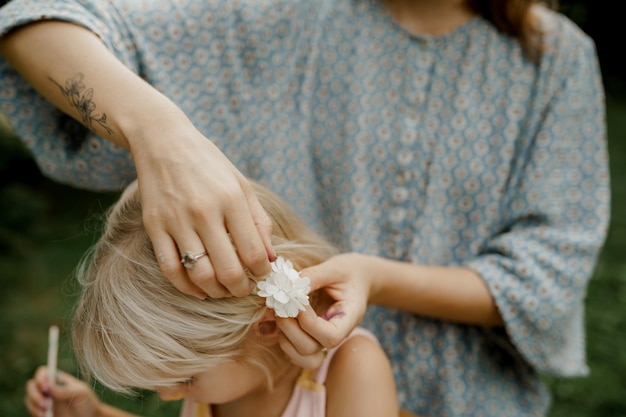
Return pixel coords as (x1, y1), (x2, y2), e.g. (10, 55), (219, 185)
(181, 250), (208, 269)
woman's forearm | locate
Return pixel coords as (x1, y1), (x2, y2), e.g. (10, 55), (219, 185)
(0, 20), (189, 150)
(365, 255), (504, 327)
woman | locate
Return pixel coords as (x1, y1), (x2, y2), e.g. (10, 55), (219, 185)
(0, 0), (609, 415)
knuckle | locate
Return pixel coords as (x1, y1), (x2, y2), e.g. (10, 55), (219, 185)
(141, 207), (162, 226)
(187, 263), (215, 282)
(303, 345), (320, 356)
(207, 185), (240, 211)
(240, 248), (269, 272)
(193, 274), (230, 298)
(187, 201), (211, 220)
(257, 212), (273, 230)
(159, 259), (181, 278)
(190, 271), (216, 289)
(220, 186), (243, 204)
(216, 264), (247, 287)
(325, 334), (344, 348)
(218, 265), (245, 284)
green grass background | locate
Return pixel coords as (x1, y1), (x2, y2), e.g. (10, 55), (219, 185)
(0, 95), (624, 416)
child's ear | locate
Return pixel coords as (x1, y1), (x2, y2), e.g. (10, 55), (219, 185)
(254, 309), (279, 346)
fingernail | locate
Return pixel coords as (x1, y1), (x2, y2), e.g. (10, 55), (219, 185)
(194, 292), (208, 300)
(248, 279), (257, 292)
(323, 311), (345, 321)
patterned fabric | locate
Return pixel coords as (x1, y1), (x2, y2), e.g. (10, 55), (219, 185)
(0, 1), (610, 416)
(178, 327), (379, 417)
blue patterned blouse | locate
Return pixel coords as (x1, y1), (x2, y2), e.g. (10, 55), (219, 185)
(0, 1), (610, 416)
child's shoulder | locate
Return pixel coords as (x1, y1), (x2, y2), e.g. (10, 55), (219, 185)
(329, 327), (386, 375)
(325, 327), (398, 417)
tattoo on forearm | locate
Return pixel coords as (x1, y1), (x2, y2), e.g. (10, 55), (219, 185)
(49, 73), (114, 135)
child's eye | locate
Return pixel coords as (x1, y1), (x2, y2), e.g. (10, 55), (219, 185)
(181, 377), (194, 387)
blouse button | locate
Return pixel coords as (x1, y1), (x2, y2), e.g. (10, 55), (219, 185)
(395, 170), (412, 185)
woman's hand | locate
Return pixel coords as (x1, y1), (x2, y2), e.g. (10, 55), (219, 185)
(276, 253), (373, 369)
(277, 251), (504, 362)
(25, 367), (100, 417)
(128, 119), (276, 299)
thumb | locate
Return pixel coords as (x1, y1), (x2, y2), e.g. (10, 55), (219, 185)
(300, 262), (335, 293)
(297, 302), (356, 349)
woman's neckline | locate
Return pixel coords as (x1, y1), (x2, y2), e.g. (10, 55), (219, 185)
(371, 0), (482, 43)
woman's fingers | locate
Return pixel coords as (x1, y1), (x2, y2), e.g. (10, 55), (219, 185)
(277, 309), (328, 370)
(276, 254), (373, 368)
(223, 191), (273, 280)
(193, 179), (272, 297)
(277, 332), (328, 370)
(197, 226), (248, 297)
(276, 305), (355, 369)
(151, 231), (210, 299)
(243, 183), (276, 263)
(138, 138), (275, 298)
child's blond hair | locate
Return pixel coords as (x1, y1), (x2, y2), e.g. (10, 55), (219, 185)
(72, 180), (337, 394)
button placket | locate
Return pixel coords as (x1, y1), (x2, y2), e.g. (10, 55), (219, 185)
(382, 38), (436, 261)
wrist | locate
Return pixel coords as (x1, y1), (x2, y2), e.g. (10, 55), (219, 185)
(115, 93), (190, 152)
(363, 256), (427, 307)
(355, 253), (385, 305)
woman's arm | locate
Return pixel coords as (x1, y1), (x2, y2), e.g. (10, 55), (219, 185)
(325, 334), (398, 417)
(277, 255), (502, 366)
(0, 20), (275, 297)
(0, 20), (149, 148)
(346, 254), (504, 326)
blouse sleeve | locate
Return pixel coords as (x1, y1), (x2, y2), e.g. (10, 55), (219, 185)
(0, 0), (137, 190)
(466, 16), (610, 377)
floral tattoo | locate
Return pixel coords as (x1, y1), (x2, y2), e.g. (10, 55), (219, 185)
(49, 73), (113, 135)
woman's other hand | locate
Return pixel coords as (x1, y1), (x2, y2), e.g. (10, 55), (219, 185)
(276, 253), (372, 369)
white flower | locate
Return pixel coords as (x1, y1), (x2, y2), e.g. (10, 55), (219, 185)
(256, 256), (311, 318)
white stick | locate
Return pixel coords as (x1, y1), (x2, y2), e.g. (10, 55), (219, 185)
(45, 325), (59, 417)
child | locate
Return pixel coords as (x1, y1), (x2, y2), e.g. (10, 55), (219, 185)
(24, 180), (399, 417)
